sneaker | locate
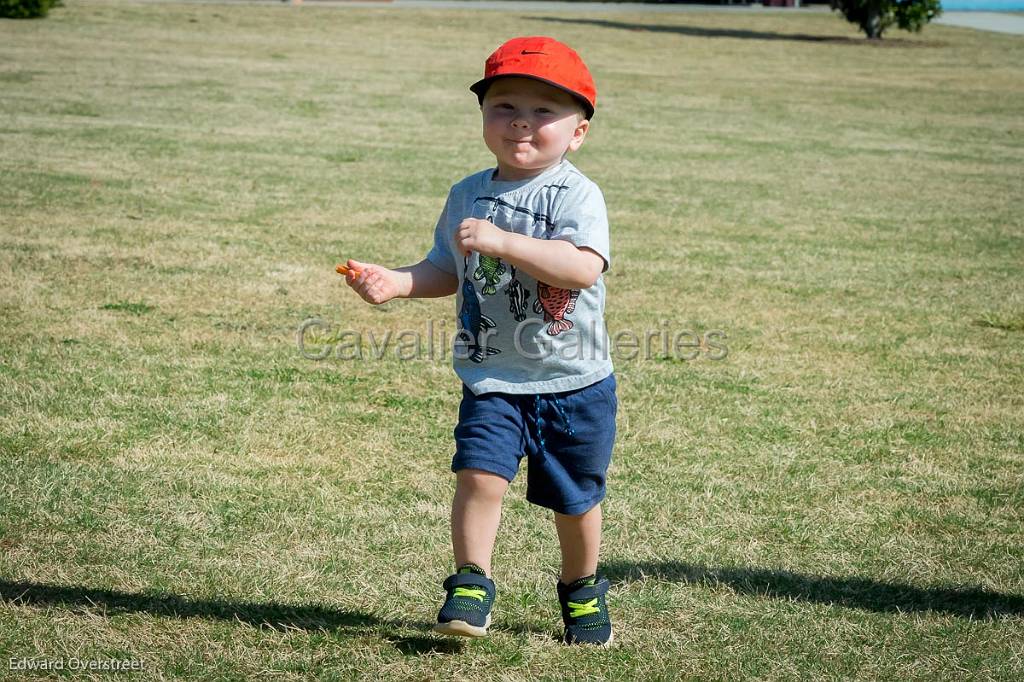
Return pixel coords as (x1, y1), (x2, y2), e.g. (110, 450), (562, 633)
(557, 574), (613, 646)
(433, 564), (496, 638)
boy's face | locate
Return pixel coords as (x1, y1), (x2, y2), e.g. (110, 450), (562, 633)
(481, 77), (590, 182)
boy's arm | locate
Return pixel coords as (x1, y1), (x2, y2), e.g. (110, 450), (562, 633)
(345, 258), (458, 305)
(395, 259), (460, 298)
(454, 219), (604, 290)
(500, 232), (604, 290)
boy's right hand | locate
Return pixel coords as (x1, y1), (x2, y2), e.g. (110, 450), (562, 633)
(344, 259), (402, 305)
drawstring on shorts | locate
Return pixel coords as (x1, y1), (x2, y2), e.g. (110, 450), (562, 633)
(530, 393), (575, 460)
(550, 396), (575, 437)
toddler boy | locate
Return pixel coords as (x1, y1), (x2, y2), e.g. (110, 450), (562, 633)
(344, 36), (616, 646)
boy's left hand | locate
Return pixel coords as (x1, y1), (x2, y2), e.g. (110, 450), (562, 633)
(455, 218), (507, 258)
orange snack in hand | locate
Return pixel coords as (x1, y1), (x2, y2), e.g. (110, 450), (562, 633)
(336, 263), (361, 277)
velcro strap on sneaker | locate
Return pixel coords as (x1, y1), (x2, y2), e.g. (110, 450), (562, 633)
(443, 572), (494, 592)
(565, 576), (610, 602)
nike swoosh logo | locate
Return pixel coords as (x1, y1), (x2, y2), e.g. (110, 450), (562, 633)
(521, 50), (546, 55)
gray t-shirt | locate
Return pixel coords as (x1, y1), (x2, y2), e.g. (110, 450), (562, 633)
(426, 159), (613, 395)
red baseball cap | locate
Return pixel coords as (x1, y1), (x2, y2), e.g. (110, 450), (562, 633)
(470, 36), (597, 120)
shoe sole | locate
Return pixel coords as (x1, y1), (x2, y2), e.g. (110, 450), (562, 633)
(433, 614), (491, 638)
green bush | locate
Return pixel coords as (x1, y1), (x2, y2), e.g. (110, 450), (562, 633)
(829, 0), (943, 39)
(0, 0), (62, 19)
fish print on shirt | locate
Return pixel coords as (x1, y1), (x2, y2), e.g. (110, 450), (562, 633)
(457, 276), (500, 363)
(459, 185), (579, 348)
(473, 255), (506, 295)
(534, 282), (580, 336)
(504, 266), (530, 322)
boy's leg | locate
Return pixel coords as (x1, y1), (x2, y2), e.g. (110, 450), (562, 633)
(553, 503), (602, 584)
(526, 376), (617, 645)
(434, 468), (507, 638)
(554, 502), (612, 646)
(439, 386), (522, 638)
(451, 468), (509, 576)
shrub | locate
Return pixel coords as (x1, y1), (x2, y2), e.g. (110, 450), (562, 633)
(0, 0), (62, 19)
(829, 0), (943, 39)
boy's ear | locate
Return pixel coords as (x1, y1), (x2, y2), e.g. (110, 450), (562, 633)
(568, 118), (590, 152)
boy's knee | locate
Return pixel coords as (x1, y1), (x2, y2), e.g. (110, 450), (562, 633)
(554, 502), (601, 522)
(456, 468), (510, 500)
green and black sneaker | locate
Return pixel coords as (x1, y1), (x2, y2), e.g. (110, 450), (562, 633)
(557, 574), (613, 646)
(433, 564), (495, 638)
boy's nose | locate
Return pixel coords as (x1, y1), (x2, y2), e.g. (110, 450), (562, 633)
(511, 117), (530, 129)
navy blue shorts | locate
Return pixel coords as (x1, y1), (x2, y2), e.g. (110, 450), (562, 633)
(452, 374), (617, 516)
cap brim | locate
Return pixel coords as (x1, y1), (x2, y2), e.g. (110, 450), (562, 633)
(470, 74), (594, 120)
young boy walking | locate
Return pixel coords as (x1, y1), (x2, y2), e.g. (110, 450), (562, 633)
(343, 36), (616, 646)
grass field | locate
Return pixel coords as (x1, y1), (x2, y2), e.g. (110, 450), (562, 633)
(2, 1), (1023, 678)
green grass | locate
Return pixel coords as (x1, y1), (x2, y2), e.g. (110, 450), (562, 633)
(2, 1), (1023, 679)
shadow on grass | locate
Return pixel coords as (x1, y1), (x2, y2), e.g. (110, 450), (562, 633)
(0, 579), (464, 655)
(974, 316), (1024, 333)
(389, 635), (465, 655)
(525, 16), (945, 47)
(603, 560), (1024, 619)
